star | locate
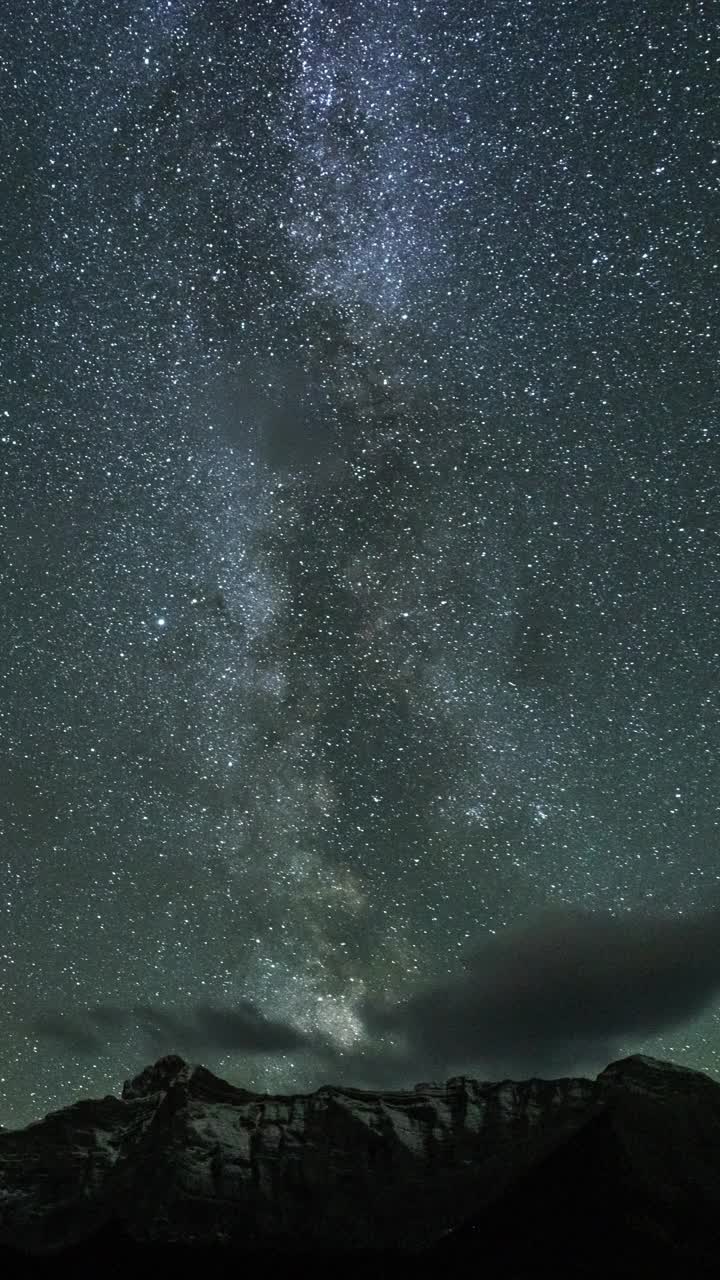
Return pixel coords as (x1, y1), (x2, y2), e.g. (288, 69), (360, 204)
(0, 0), (717, 1128)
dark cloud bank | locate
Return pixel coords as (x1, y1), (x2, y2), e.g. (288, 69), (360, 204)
(33, 904), (720, 1085)
(355, 904), (720, 1081)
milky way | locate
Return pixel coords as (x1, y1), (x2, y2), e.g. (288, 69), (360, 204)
(1, 0), (718, 1126)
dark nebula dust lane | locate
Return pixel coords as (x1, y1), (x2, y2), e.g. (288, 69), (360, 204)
(0, 0), (718, 1127)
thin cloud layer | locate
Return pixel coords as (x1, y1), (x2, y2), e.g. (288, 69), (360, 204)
(33, 999), (308, 1058)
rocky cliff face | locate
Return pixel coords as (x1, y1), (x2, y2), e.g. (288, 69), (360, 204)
(0, 1053), (718, 1263)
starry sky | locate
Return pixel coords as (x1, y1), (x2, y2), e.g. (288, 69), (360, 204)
(1, 0), (718, 1127)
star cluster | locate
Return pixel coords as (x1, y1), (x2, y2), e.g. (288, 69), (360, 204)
(0, 0), (718, 1125)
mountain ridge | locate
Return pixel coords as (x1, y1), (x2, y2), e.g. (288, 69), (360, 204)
(1, 1052), (719, 1272)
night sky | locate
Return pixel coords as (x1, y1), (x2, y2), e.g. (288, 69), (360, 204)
(1, 0), (718, 1128)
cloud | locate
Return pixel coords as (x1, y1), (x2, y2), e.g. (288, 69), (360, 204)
(358, 904), (720, 1079)
(132, 1000), (309, 1054)
(31, 906), (720, 1086)
(31, 1011), (114, 1057)
(33, 999), (310, 1059)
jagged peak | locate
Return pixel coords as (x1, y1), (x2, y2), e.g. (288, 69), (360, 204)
(597, 1054), (716, 1094)
(116, 1051), (718, 1109)
(121, 1054), (195, 1100)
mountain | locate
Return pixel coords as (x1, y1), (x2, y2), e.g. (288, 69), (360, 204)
(1, 1053), (719, 1273)
(434, 1055), (720, 1277)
